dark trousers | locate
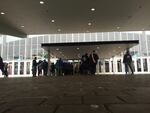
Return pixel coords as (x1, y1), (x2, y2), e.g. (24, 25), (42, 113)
(90, 64), (96, 75)
(125, 63), (134, 74)
(0, 67), (8, 77)
(32, 67), (37, 77)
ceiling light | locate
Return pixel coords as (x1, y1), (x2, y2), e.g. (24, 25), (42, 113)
(51, 20), (55, 23)
(97, 47), (100, 49)
(91, 8), (95, 11)
(118, 46), (121, 49)
(56, 48), (59, 51)
(0, 12), (5, 15)
(88, 23), (92, 26)
(117, 27), (120, 29)
(21, 25), (24, 28)
(58, 29), (61, 32)
(77, 48), (80, 50)
(86, 30), (89, 33)
(40, 1), (44, 4)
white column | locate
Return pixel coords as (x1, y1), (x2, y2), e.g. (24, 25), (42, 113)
(7, 42), (9, 60)
(12, 61), (14, 76)
(109, 59), (112, 73)
(134, 59), (138, 73)
(141, 58), (144, 72)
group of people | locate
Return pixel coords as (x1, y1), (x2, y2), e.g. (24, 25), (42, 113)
(32, 57), (48, 77)
(0, 49), (134, 78)
(0, 56), (8, 77)
(31, 49), (134, 77)
(80, 50), (99, 75)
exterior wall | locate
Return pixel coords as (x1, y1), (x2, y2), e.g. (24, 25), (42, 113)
(0, 31), (150, 76)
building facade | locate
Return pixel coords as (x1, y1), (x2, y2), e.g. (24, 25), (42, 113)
(0, 31), (150, 77)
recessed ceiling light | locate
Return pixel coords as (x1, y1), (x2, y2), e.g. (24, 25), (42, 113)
(0, 12), (5, 15)
(91, 8), (95, 11)
(58, 29), (61, 32)
(56, 48), (59, 51)
(86, 30), (89, 33)
(77, 48), (80, 50)
(40, 1), (44, 4)
(51, 20), (55, 23)
(117, 27), (120, 29)
(88, 23), (92, 26)
(21, 25), (25, 28)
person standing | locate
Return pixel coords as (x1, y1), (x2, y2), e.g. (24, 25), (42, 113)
(0, 56), (8, 77)
(43, 60), (48, 76)
(32, 57), (37, 77)
(123, 49), (134, 75)
(55, 58), (63, 76)
(89, 50), (99, 75)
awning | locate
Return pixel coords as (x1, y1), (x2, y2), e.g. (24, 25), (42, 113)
(41, 40), (139, 59)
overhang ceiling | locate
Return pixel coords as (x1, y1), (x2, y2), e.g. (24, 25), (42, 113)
(0, 0), (150, 38)
(42, 40), (139, 59)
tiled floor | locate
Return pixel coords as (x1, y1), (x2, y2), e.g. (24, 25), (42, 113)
(0, 75), (150, 113)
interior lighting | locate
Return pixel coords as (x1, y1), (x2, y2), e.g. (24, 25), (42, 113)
(21, 25), (25, 28)
(97, 47), (100, 49)
(51, 19), (55, 23)
(88, 23), (92, 26)
(58, 29), (61, 32)
(0, 12), (5, 15)
(77, 48), (80, 50)
(91, 8), (95, 11)
(40, 1), (44, 4)
(56, 48), (59, 51)
(117, 27), (120, 29)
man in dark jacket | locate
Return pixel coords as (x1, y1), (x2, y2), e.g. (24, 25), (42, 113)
(123, 49), (134, 75)
(89, 50), (99, 75)
(32, 57), (37, 77)
(0, 56), (8, 77)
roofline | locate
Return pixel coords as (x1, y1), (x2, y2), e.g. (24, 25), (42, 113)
(41, 40), (139, 47)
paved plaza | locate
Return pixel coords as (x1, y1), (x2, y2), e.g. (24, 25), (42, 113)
(0, 75), (150, 113)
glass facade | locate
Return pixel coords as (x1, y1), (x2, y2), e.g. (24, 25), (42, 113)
(0, 31), (150, 76)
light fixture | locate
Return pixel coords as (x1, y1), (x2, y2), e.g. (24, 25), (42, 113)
(77, 48), (80, 50)
(86, 30), (89, 33)
(40, 1), (44, 4)
(58, 29), (61, 32)
(0, 12), (5, 15)
(91, 8), (95, 11)
(51, 19), (55, 23)
(88, 23), (92, 26)
(21, 25), (25, 28)
(97, 46), (100, 49)
(117, 27), (120, 29)
(56, 48), (59, 51)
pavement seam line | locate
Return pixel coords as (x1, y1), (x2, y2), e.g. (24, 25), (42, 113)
(103, 104), (113, 113)
(2, 108), (12, 113)
(53, 105), (59, 113)
(116, 96), (127, 103)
